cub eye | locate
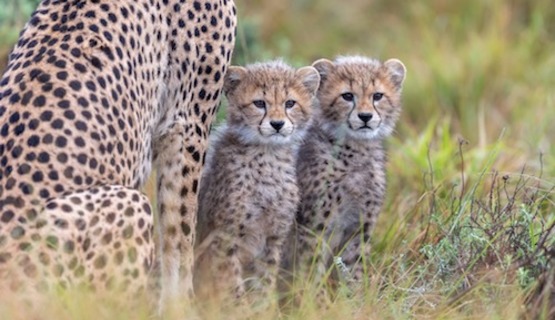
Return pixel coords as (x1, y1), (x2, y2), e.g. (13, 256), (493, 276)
(373, 92), (384, 101)
(253, 100), (266, 109)
(285, 100), (296, 109)
(341, 92), (354, 102)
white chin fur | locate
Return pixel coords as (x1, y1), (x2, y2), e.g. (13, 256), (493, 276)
(347, 128), (382, 140)
(322, 122), (393, 141)
(230, 125), (304, 145)
(262, 134), (295, 145)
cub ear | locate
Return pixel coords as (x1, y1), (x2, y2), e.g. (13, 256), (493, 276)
(223, 66), (247, 94)
(311, 58), (334, 82)
(384, 59), (406, 89)
(296, 66), (320, 95)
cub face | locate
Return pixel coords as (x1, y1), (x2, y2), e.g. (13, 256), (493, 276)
(312, 56), (406, 140)
(223, 61), (320, 144)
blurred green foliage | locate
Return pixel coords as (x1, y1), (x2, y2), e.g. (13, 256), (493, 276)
(0, 0), (41, 46)
(234, 0), (555, 163)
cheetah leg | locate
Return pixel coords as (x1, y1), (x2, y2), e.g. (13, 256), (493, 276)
(247, 238), (283, 315)
(194, 232), (245, 306)
(296, 227), (333, 306)
(155, 121), (204, 308)
(339, 233), (372, 291)
(16, 185), (154, 301)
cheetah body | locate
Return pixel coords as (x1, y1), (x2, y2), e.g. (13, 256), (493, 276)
(291, 56), (406, 296)
(0, 0), (236, 303)
(194, 61), (319, 310)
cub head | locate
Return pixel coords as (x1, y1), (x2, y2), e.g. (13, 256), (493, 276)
(312, 56), (406, 140)
(223, 60), (320, 144)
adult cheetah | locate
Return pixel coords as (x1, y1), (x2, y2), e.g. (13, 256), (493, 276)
(288, 56), (406, 302)
(0, 0), (236, 306)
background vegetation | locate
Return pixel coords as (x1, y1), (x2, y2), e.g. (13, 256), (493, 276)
(1, 0), (554, 318)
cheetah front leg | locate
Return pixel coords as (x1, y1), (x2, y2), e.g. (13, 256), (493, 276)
(154, 120), (204, 309)
(194, 232), (245, 305)
(338, 231), (372, 292)
(295, 227), (334, 306)
(332, 218), (375, 301)
(247, 237), (285, 315)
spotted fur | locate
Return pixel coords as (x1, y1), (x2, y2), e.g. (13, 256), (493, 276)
(0, 0), (236, 306)
(194, 61), (319, 313)
(287, 56), (406, 301)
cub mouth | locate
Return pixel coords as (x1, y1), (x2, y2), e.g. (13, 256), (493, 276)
(260, 131), (290, 138)
(357, 125), (375, 131)
(270, 132), (289, 137)
(348, 123), (378, 132)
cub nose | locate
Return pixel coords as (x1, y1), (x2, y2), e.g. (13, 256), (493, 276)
(358, 113), (373, 123)
(270, 120), (285, 131)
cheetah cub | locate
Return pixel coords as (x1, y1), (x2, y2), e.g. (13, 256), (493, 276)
(194, 61), (320, 311)
(292, 56), (406, 298)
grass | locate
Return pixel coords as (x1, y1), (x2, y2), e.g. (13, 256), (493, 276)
(1, 0), (555, 319)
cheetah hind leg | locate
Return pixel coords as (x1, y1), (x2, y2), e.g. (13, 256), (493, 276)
(34, 185), (155, 306)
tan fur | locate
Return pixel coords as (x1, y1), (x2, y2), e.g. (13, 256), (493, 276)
(194, 61), (319, 314)
(285, 56), (406, 303)
(0, 0), (236, 310)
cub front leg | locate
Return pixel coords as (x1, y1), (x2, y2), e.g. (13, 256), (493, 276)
(340, 230), (372, 288)
(194, 232), (245, 306)
(248, 236), (285, 315)
(256, 238), (282, 298)
(295, 227), (334, 306)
